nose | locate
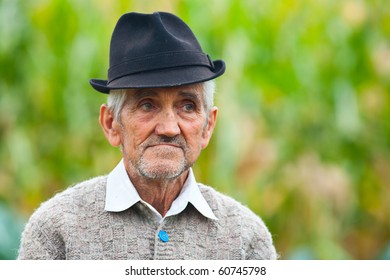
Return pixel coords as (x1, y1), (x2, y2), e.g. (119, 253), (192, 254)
(154, 109), (181, 137)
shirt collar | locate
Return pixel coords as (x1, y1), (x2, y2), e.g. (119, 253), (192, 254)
(104, 159), (217, 221)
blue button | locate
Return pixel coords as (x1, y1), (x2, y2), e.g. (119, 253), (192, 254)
(158, 230), (169, 243)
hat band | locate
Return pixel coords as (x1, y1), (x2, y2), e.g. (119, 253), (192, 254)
(108, 51), (213, 84)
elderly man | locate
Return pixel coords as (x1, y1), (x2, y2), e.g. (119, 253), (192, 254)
(18, 12), (277, 260)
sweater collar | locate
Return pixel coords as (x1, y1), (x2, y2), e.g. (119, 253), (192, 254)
(104, 159), (217, 222)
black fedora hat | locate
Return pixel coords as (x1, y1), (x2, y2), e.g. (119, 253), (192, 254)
(89, 12), (225, 94)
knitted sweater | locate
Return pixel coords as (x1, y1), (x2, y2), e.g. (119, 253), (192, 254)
(18, 176), (277, 260)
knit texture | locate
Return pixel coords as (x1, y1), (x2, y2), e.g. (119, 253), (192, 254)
(18, 176), (277, 260)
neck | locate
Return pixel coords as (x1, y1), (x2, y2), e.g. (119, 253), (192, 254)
(126, 168), (189, 217)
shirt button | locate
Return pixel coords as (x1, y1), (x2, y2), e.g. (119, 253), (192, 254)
(158, 230), (169, 243)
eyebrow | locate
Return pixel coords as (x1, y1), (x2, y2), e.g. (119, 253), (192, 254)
(178, 91), (201, 104)
(131, 89), (158, 102)
(129, 89), (202, 104)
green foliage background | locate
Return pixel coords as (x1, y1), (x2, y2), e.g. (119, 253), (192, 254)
(0, 0), (389, 259)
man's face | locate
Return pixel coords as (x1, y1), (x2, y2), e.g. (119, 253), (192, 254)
(105, 84), (217, 180)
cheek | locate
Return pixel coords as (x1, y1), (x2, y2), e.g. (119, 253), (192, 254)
(182, 121), (206, 153)
(121, 114), (154, 146)
(125, 129), (148, 152)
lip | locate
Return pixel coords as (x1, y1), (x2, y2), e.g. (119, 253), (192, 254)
(148, 143), (181, 148)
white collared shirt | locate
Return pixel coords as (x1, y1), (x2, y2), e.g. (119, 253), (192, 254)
(104, 159), (217, 223)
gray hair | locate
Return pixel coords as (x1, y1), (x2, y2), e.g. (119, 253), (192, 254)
(107, 80), (216, 122)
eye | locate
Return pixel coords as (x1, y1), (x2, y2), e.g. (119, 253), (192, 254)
(139, 101), (155, 112)
(182, 102), (195, 112)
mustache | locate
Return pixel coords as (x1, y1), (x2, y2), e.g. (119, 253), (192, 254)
(142, 135), (187, 149)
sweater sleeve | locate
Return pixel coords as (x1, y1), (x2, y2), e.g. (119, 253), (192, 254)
(199, 184), (278, 260)
(238, 205), (277, 260)
(245, 223), (278, 260)
(18, 203), (66, 260)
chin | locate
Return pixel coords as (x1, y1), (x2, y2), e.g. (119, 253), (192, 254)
(140, 169), (185, 180)
(137, 160), (189, 180)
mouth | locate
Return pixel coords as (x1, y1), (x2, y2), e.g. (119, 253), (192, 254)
(144, 144), (185, 158)
(148, 143), (182, 149)
(143, 136), (186, 152)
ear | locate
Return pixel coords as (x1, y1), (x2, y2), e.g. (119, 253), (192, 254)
(99, 104), (122, 147)
(201, 106), (218, 149)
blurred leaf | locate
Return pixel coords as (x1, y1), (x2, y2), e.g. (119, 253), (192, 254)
(0, 204), (25, 260)
(378, 243), (390, 260)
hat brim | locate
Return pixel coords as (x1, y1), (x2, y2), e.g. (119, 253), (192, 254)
(89, 60), (225, 94)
